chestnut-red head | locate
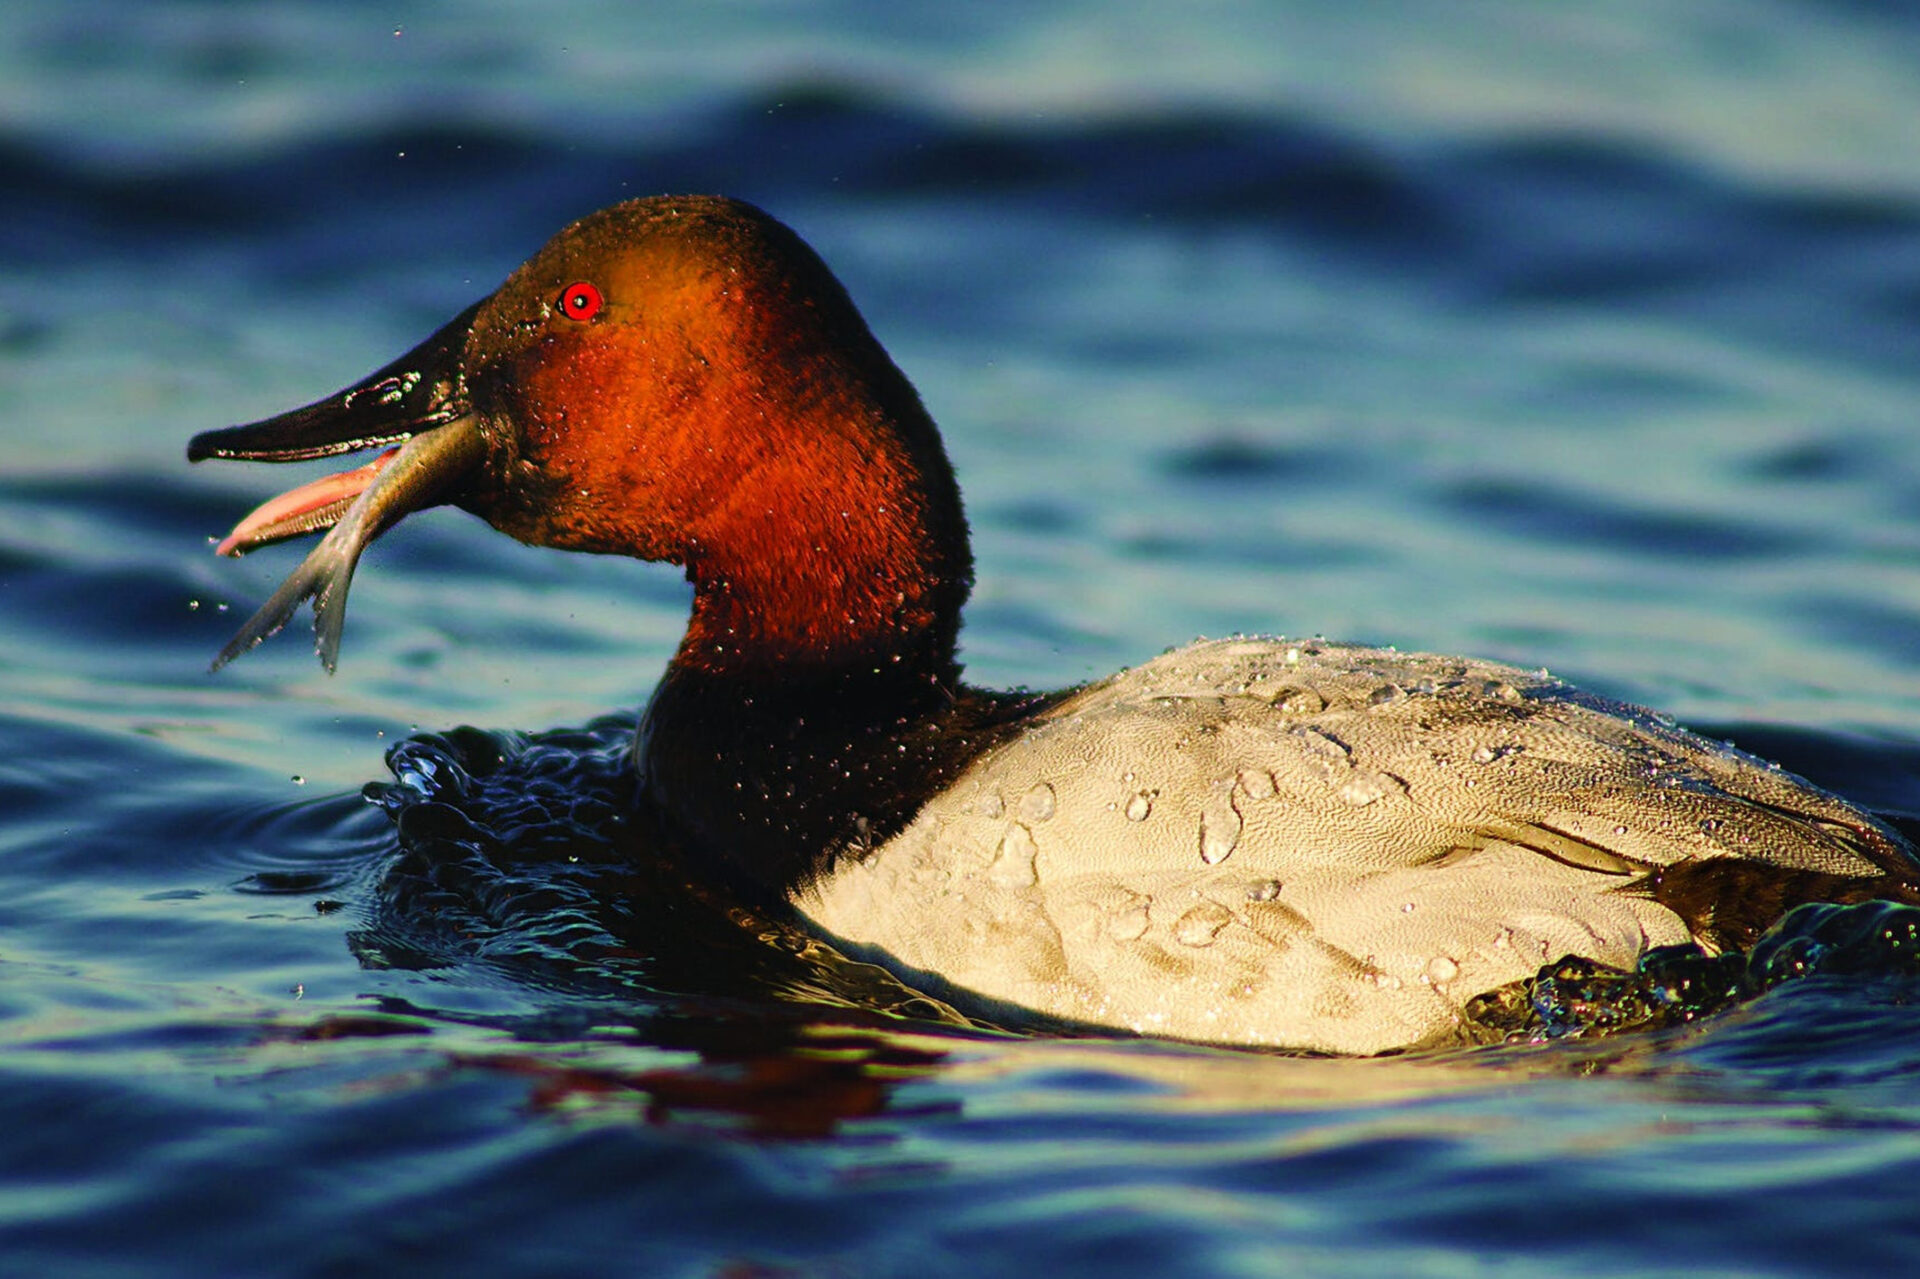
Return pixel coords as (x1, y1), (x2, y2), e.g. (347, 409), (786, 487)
(190, 196), (973, 681)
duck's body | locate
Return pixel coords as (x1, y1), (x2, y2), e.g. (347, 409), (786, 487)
(190, 195), (1918, 1053)
(803, 639), (1909, 1053)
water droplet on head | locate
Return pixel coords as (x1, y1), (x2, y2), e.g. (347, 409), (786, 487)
(1425, 955), (1460, 984)
(1246, 879), (1283, 902)
(1124, 791), (1154, 822)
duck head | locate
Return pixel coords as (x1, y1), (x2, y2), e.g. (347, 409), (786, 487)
(190, 196), (972, 680)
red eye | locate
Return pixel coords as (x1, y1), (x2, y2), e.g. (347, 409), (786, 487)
(556, 281), (603, 321)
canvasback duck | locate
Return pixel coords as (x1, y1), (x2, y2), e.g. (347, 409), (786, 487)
(190, 196), (1919, 1054)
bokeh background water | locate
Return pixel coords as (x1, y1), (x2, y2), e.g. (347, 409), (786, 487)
(5, 3), (1920, 1275)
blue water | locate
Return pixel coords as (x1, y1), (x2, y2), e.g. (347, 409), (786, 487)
(6, 2), (1920, 1274)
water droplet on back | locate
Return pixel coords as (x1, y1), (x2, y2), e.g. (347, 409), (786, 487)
(1235, 768), (1275, 801)
(1337, 770), (1406, 807)
(1368, 683), (1406, 707)
(1124, 791), (1154, 822)
(1199, 781), (1242, 864)
(991, 823), (1039, 888)
(1275, 688), (1326, 715)
(1019, 782), (1057, 823)
(1289, 725), (1352, 783)
(1174, 902), (1233, 947)
(1108, 895), (1151, 942)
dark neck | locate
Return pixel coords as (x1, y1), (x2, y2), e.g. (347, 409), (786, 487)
(635, 656), (1050, 903)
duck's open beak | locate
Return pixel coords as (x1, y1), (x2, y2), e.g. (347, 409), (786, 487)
(188, 302), (489, 673)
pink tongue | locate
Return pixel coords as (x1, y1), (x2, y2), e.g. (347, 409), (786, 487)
(215, 448), (400, 556)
